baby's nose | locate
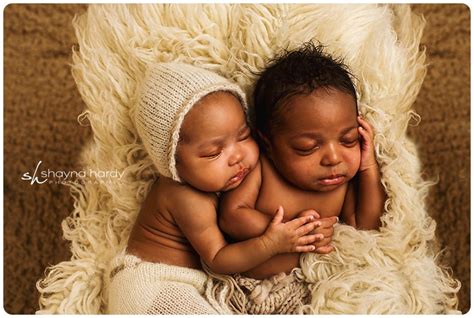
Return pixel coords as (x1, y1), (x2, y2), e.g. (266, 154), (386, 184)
(229, 145), (244, 165)
(321, 144), (342, 166)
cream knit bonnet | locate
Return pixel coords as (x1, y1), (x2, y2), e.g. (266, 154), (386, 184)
(134, 62), (248, 183)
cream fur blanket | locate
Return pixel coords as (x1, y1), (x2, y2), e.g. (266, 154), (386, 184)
(36, 4), (460, 314)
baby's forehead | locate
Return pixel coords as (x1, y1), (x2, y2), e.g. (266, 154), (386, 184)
(279, 92), (357, 117)
(179, 120), (249, 147)
(179, 93), (248, 144)
(273, 91), (358, 132)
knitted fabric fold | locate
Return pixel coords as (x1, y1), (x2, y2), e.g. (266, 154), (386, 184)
(106, 253), (230, 314)
(205, 266), (311, 314)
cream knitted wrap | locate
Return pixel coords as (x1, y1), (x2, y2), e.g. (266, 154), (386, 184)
(106, 253), (229, 314)
(36, 4), (460, 314)
(134, 62), (247, 182)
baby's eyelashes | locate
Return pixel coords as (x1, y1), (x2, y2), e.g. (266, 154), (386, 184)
(201, 150), (222, 159)
(341, 139), (358, 147)
(293, 145), (320, 156)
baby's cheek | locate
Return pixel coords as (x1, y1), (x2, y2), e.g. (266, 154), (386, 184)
(245, 141), (260, 168)
(345, 149), (361, 175)
(200, 162), (228, 191)
(289, 159), (313, 183)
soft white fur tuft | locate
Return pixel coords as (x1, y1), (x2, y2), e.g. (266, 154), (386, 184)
(36, 4), (460, 314)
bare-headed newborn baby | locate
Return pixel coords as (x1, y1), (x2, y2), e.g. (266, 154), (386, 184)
(218, 43), (386, 310)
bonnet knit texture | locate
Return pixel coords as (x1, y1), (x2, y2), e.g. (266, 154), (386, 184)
(134, 63), (247, 182)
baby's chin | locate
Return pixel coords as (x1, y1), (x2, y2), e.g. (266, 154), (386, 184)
(292, 178), (349, 192)
(312, 183), (346, 192)
(220, 179), (244, 192)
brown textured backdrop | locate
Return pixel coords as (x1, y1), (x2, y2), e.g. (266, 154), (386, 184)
(3, 4), (470, 314)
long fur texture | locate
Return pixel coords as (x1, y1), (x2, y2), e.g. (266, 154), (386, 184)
(36, 4), (460, 314)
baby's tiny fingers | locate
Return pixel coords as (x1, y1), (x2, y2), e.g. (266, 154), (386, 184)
(306, 221), (322, 235)
(317, 217), (337, 229)
(357, 115), (372, 128)
(315, 245), (335, 254)
(358, 121), (374, 138)
(313, 237), (332, 248)
(295, 222), (316, 236)
(359, 127), (374, 144)
(299, 209), (321, 219)
(319, 216), (338, 227)
(297, 234), (320, 245)
(358, 126), (369, 136)
(295, 245), (316, 253)
(270, 206), (285, 226)
(313, 227), (333, 238)
(288, 215), (315, 228)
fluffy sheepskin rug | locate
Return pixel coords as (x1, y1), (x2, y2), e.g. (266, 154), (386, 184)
(36, 4), (460, 314)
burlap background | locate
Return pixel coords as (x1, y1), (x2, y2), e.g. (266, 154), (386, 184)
(3, 4), (469, 314)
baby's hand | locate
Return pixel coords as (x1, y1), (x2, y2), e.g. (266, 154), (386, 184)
(311, 216), (338, 254)
(357, 116), (378, 172)
(297, 209), (321, 220)
(261, 206), (319, 254)
(297, 210), (339, 254)
(296, 209), (337, 254)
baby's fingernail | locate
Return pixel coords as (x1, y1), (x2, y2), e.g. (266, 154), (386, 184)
(315, 221), (322, 227)
(317, 234), (324, 240)
(309, 216), (314, 221)
(336, 216), (339, 223)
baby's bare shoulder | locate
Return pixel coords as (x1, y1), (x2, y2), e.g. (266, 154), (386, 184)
(157, 177), (218, 215)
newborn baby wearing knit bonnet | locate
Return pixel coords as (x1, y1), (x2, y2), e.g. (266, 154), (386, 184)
(106, 63), (320, 314)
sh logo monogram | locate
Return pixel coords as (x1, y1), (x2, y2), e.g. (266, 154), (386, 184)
(21, 161), (48, 185)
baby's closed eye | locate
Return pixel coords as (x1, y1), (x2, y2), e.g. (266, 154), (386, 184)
(200, 148), (223, 159)
(292, 143), (320, 155)
(341, 131), (359, 146)
(341, 137), (358, 146)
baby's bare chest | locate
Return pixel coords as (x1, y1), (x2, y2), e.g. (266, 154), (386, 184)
(255, 165), (347, 220)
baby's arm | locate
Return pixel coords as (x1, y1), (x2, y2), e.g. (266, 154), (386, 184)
(220, 160), (333, 253)
(219, 160), (270, 240)
(341, 116), (386, 230)
(172, 189), (318, 274)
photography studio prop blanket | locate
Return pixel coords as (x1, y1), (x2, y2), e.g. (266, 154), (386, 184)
(36, 4), (460, 314)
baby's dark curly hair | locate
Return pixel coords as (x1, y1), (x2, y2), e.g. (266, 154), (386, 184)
(254, 41), (358, 139)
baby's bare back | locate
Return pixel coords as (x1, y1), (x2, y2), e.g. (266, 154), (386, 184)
(126, 179), (202, 269)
